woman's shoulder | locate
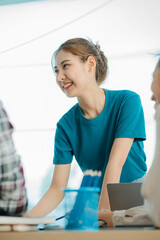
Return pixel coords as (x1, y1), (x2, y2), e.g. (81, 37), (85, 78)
(105, 89), (140, 102)
(105, 88), (139, 97)
(57, 104), (78, 126)
(104, 89), (142, 111)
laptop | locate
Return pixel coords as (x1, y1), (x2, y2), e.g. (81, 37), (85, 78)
(107, 183), (144, 211)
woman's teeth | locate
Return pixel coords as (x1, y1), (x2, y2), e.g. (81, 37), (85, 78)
(63, 83), (72, 89)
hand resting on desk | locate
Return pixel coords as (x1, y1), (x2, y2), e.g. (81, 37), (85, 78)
(98, 211), (114, 227)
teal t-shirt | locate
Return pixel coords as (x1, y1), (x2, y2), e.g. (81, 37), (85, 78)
(53, 89), (147, 188)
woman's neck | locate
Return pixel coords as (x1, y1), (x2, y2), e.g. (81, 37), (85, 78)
(77, 87), (106, 119)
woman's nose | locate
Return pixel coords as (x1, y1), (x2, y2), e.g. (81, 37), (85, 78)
(57, 70), (66, 82)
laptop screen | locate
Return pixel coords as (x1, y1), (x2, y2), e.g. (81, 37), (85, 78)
(107, 183), (144, 211)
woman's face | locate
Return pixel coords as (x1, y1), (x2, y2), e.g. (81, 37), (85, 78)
(151, 64), (160, 103)
(54, 50), (93, 98)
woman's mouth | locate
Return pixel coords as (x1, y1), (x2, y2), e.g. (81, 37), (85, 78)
(62, 82), (73, 91)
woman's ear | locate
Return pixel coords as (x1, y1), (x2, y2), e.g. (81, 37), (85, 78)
(87, 56), (96, 72)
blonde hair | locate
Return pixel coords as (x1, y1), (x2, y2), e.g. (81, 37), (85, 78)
(53, 38), (108, 85)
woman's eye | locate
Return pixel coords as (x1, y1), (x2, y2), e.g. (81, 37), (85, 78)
(54, 69), (59, 75)
(63, 64), (69, 69)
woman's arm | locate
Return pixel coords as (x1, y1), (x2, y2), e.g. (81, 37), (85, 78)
(25, 164), (71, 217)
(98, 138), (134, 211)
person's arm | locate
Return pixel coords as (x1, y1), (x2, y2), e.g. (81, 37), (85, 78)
(25, 164), (71, 217)
(98, 138), (134, 211)
(99, 205), (153, 227)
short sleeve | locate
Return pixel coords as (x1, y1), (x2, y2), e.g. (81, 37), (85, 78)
(115, 92), (146, 141)
(53, 123), (73, 165)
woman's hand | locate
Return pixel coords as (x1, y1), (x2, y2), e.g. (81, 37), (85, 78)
(98, 211), (114, 227)
(27, 164), (71, 218)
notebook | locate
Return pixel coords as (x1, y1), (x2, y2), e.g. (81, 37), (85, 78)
(107, 183), (144, 211)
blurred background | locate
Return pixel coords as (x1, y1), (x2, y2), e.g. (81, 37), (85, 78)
(0, 0), (160, 218)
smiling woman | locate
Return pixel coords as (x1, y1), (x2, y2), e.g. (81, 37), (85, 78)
(24, 37), (147, 218)
(51, 38), (108, 101)
(0, 0), (159, 224)
(53, 51), (98, 99)
(52, 38), (108, 84)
